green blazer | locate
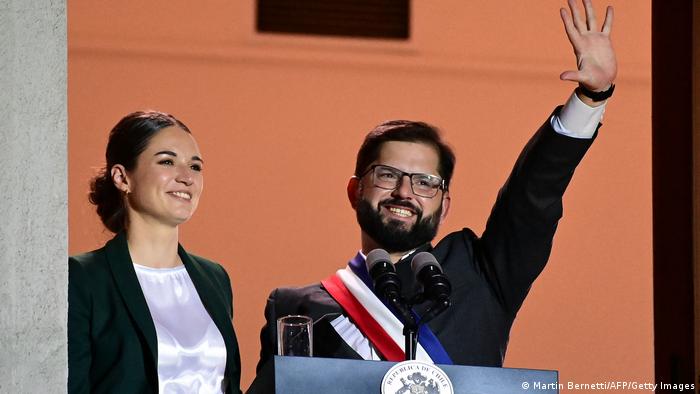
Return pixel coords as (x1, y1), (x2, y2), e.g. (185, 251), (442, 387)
(68, 232), (242, 393)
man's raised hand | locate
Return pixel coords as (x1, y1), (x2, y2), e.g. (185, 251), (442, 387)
(559, 0), (617, 93)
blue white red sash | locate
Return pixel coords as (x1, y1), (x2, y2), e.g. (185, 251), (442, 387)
(323, 267), (433, 362)
(347, 253), (453, 365)
(322, 272), (405, 361)
(322, 253), (454, 364)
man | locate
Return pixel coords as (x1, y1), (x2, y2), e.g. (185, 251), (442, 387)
(251, 0), (616, 387)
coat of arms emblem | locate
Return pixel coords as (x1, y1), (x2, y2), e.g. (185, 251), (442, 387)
(381, 361), (454, 394)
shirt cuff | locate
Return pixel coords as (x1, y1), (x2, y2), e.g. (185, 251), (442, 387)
(550, 92), (606, 139)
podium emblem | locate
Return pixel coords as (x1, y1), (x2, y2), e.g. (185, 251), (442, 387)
(381, 360), (454, 394)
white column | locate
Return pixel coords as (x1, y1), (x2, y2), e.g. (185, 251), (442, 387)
(0, 0), (67, 391)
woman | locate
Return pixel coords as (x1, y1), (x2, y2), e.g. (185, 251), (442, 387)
(68, 111), (241, 393)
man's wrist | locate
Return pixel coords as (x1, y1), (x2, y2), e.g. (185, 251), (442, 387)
(575, 84), (615, 107)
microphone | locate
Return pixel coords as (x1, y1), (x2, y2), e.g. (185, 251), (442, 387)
(366, 248), (417, 360)
(366, 249), (402, 303)
(411, 252), (451, 323)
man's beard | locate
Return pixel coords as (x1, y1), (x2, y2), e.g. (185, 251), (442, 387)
(356, 197), (441, 254)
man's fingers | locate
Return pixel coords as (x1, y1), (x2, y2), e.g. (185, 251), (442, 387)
(601, 6), (614, 34)
(583, 0), (598, 31)
(568, 0), (586, 31)
(560, 8), (579, 43)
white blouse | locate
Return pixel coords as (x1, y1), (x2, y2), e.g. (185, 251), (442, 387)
(134, 263), (227, 394)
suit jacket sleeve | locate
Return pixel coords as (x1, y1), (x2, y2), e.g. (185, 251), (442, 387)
(212, 261), (234, 317)
(67, 257), (92, 394)
(256, 288), (280, 374)
(478, 108), (597, 315)
(223, 268), (243, 394)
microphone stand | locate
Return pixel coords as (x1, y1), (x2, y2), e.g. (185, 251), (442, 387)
(401, 295), (451, 361)
(403, 321), (419, 361)
(387, 296), (419, 361)
(418, 298), (450, 326)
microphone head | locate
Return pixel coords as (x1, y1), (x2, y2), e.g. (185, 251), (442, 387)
(366, 248), (401, 302)
(411, 252), (442, 275)
(411, 252), (451, 306)
(366, 249), (392, 272)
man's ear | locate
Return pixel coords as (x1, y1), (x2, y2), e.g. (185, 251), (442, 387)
(439, 191), (451, 224)
(347, 176), (361, 209)
(110, 164), (130, 194)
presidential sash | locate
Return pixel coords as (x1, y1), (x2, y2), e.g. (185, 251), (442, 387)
(321, 253), (453, 364)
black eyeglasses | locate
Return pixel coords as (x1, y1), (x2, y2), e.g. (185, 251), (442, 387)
(358, 164), (445, 198)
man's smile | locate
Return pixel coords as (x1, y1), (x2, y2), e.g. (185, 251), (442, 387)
(387, 206), (414, 218)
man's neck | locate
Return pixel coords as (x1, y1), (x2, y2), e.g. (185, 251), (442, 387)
(360, 232), (413, 264)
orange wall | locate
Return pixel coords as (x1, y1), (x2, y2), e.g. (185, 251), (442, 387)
(68, 1), (652, 390)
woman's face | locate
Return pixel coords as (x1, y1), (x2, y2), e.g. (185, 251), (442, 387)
(123, 126), (204, 228)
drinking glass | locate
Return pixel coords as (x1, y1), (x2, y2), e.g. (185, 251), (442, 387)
(277, 315), (313, 357)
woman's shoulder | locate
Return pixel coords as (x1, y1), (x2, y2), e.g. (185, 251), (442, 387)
(70, 247), (106, 265)
(69, 243), (112, 276)
(68, 245), (114, 292)
(69, 233), (124, 270)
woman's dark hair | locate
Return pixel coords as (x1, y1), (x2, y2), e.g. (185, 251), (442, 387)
(89, 110), (191, 233)
(354, 120), (456, 190)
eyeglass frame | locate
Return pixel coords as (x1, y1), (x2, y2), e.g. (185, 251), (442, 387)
(355, 164), (447, 198)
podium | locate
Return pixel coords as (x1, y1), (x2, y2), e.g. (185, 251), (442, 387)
(247, 356), (559, 393)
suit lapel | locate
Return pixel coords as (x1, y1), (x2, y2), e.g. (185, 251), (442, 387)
(179, 247), (238, 384)
(104, 232), (158, 366)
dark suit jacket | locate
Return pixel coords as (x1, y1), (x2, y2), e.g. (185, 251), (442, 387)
(68, 232), (242, 394)
(249, 110), (597, 391)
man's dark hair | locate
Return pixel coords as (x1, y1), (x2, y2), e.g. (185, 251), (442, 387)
(354, 120), (456, 190)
